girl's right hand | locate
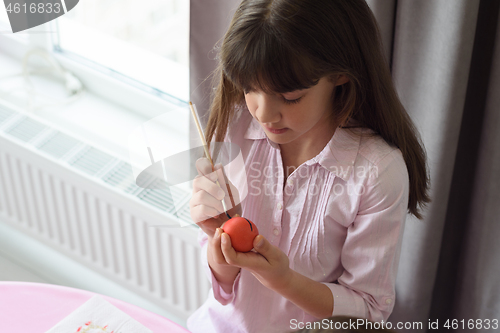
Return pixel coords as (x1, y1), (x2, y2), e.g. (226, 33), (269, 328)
(190, 157), (241, 238)
(190, 157), (242, 289)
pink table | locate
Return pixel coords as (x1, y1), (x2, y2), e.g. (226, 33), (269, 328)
(0, 281), (190, 333)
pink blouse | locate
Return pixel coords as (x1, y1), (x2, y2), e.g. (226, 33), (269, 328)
(187, 108), (409, 333)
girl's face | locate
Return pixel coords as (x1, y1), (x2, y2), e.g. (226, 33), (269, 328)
(244, 76), (347, 149)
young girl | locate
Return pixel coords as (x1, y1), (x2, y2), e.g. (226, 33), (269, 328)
(188, 0), (431, 332)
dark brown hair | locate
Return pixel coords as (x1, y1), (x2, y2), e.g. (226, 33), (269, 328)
(205, 0), (431, 219)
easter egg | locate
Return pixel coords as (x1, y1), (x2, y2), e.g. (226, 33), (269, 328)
(222, 216), (259, 252)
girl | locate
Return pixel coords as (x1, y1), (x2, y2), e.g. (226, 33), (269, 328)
(188, 0), (431, 332)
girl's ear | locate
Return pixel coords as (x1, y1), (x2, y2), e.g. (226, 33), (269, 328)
(334, 75), (350, 86)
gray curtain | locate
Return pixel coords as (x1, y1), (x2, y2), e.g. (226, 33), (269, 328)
(189, 1), (500, 332)
(189, 0), (240, 127)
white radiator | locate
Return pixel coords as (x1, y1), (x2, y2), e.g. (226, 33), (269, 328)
(0, 103), (210, 321)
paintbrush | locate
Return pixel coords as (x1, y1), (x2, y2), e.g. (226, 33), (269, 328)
(189, 102), (235, 219)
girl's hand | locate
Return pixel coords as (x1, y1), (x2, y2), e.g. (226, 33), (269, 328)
(205, 228), (242, 294)
(190, 157), (241, 238)
(219, 232), (292, 291)
(209, 228), (229, 266)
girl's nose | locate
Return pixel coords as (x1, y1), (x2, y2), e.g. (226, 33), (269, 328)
(255, 94), (281, 124)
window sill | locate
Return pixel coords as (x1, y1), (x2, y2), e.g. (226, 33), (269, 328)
(0, 35), (190, 165)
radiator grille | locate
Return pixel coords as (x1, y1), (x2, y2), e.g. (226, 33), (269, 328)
(37, 131), (81, 159)
(5, 116), (48, 143)
(68, 146), (118, 176)
(0, 103), (209, 320)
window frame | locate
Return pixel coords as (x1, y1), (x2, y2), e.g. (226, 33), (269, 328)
(0, 16), (189, 122)
(0, 17), (192, 169)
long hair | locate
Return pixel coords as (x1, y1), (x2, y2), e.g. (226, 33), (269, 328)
(204, 0), (431, 219)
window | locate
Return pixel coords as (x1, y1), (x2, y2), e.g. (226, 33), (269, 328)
(0, 3), (8, 24)
(53, 0), (189, 102)
(0, 5), (29, 43)
(0, 1), (191, 163)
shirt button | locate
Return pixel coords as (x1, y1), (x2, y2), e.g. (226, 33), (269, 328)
(287, 179), (294, 186)
(277, 202), (283, 210)
(273, 228), (279, 236)
(385, 298), (392, 304)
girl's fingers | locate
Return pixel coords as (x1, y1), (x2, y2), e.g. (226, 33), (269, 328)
(192, 190), (224, 213)
(211, 228), (229, 265)
(214, 164), (229, 194)
(213, 163), (241, 211)
(190, 188), (224, 223)
(190, 201), (223, 222)
(192, 176), (226, 201)
(196, 158), (217, 180)
(220, 232), (259, 267)
(195, 159), (238, 206)
(220, 232), (239, 266)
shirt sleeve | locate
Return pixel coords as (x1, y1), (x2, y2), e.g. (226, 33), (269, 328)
(322, 149), (410, 322)
(197, 229), (242, 305)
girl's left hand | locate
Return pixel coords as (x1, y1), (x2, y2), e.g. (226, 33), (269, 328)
(219, 232), (292, 291)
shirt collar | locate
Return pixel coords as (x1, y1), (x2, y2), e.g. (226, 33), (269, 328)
(243, 115), (279, 147)
(243, 117), (364, 181)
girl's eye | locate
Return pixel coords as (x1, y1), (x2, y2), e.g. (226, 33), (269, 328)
(282, 96), (302, 105)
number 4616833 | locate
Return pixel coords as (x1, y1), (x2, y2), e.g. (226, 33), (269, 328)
(443, 319), (498, 330)
(6, 2), (62, 14)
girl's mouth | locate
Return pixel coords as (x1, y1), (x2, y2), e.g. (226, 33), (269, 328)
(265, 126), (288, 134)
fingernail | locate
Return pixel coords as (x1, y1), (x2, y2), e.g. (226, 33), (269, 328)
(217, 189), (225, 200)
(255, 236), (264, 248)
(221, 233), (227, 244)
(215, 228), (220, 238)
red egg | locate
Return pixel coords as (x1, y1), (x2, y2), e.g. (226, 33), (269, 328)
(222, 216), (259, 252)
